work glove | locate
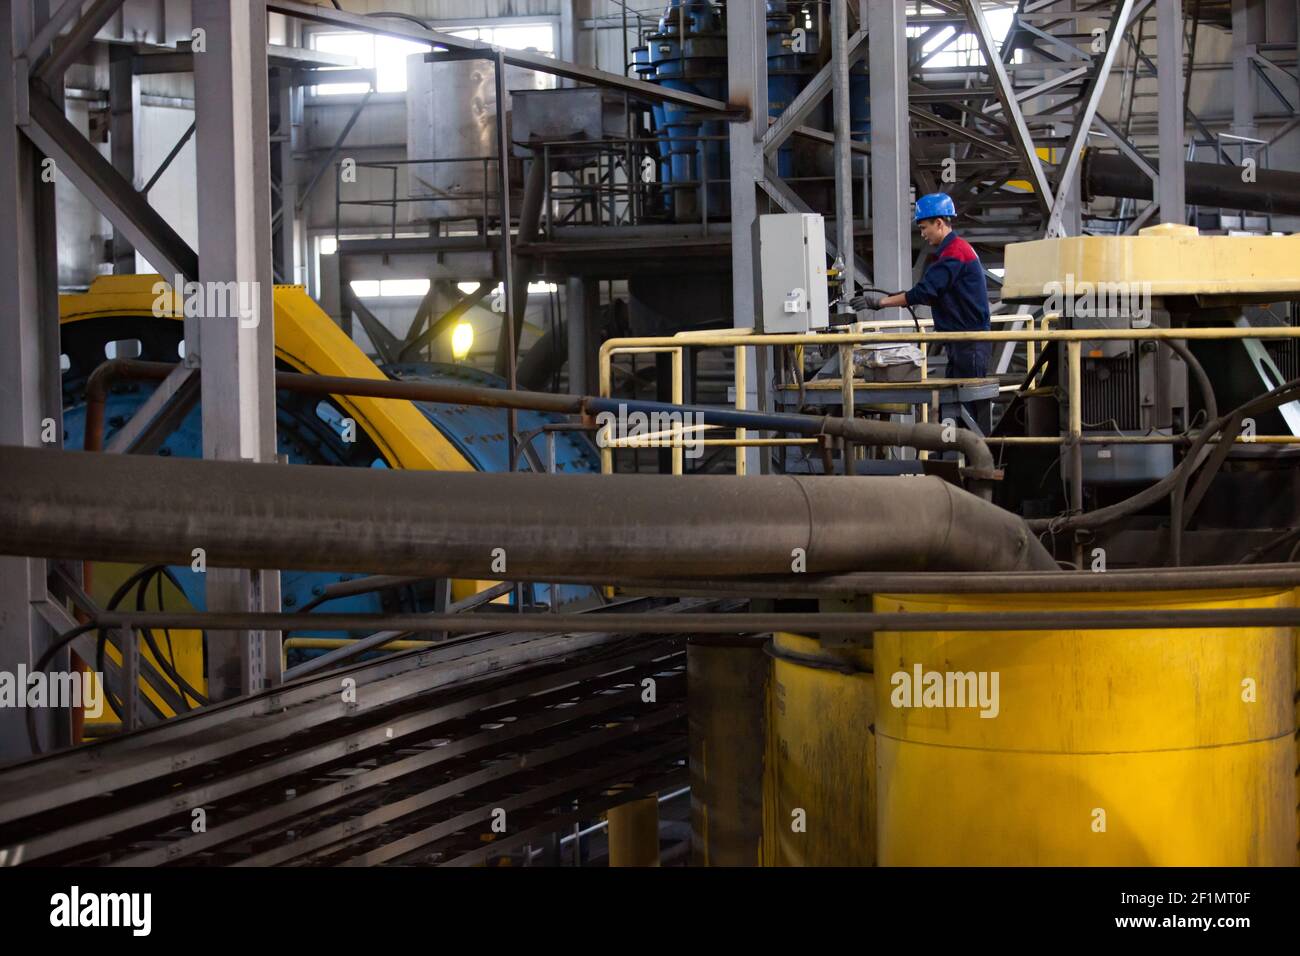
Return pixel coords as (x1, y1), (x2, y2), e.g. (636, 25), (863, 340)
(849, 291), (887, 312)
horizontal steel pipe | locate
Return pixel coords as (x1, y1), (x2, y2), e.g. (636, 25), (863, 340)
(92, 607), (1300, 635)
(538, 562), (1300, 597)
(84, 359), (585, 418)
(1084, 150), (1300, 217)
(86, 361), (998, 496)
(0, 445), (1054, 576)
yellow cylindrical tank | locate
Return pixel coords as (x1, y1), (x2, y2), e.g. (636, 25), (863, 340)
(873, 588), (1297, 866)
(764, 631), (875, 866)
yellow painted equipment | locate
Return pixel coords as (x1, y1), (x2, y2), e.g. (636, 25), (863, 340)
(85, 564), (205, 726)
(60, 275), (473, 472)
(693, 589), (1297, 867)
(874, 589), (1297, 866)
(1001, 223), (1300, 300)
(59, 277), (497, 728)
(762, 631), (875, 866)
(607, 795), (661, 866)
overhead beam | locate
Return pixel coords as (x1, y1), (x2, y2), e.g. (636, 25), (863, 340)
(268, 0), (880, 156)
(27, 0), (126, 81)
(133, 45), (359, 74)
(268, 0), (744, 118)
(32, 0), (127, 85)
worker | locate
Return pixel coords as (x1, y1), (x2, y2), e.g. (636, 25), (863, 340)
(851, 192), (993, 433)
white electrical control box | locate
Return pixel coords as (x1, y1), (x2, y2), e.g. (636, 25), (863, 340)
(757, 213), (830, 333)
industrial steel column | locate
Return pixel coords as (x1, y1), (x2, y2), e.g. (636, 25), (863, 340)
(192, 0), (282, 698)
(109, 44), (138, 274)
(868, 1), (911, 309)
(831, 0), (855, 310)
(566, 277), (589, 397)
(492, 49), (519, 470)
(1229, 0), (1256, 141)
(1157, 0), (1187, 223)
(273, 67), (300, 284)
(0, 0), (62, 760)
(726, 0), (770, 475)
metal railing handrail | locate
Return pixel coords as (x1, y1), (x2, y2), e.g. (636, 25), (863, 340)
(596, 322), (1300, 483)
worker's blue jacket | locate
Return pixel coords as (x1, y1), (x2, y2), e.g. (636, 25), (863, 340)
(903, 232), (991, 333)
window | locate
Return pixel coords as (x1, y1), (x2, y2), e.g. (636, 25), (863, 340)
(908, 9), (1020, 69)
(350, 279), (432, 298)
(380, 279), (432, 298)
(349, 279), (555, 301)
(446, 24), (555, 55)
(312, 22), (556, 96)
(312, 32), (429, 95)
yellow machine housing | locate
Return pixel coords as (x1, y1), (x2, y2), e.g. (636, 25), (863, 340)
(1001, 223), (1300, 300)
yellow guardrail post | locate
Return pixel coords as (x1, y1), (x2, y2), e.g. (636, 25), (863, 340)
(734, 344), (747, 476)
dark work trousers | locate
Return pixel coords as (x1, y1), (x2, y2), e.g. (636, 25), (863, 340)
(942, 340), (993, 435)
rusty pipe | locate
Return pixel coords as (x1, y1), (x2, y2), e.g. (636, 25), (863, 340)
(0, 446), (1056, 575)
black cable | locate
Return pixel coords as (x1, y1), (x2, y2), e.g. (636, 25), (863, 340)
(28, 563), (186, 755)
(1028, 375), (1300, 535)
(833, 286), (923, 333)
(1235, 527), (1300, 564)
(29, 622), (99, 693)
(150, 570), (209, 707)
(157, 569), (180, 684)
(90, 564), (165, 708)
(363, 11), (433, 29)
(23, 620), (102, 760)
(135, 571), (209, 710)
(92, 565), (175, 726)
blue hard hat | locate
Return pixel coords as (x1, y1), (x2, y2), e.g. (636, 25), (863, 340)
(915, 192), (956, 222)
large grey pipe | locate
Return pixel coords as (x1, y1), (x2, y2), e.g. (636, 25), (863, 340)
(0, 446), (1055, 575)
